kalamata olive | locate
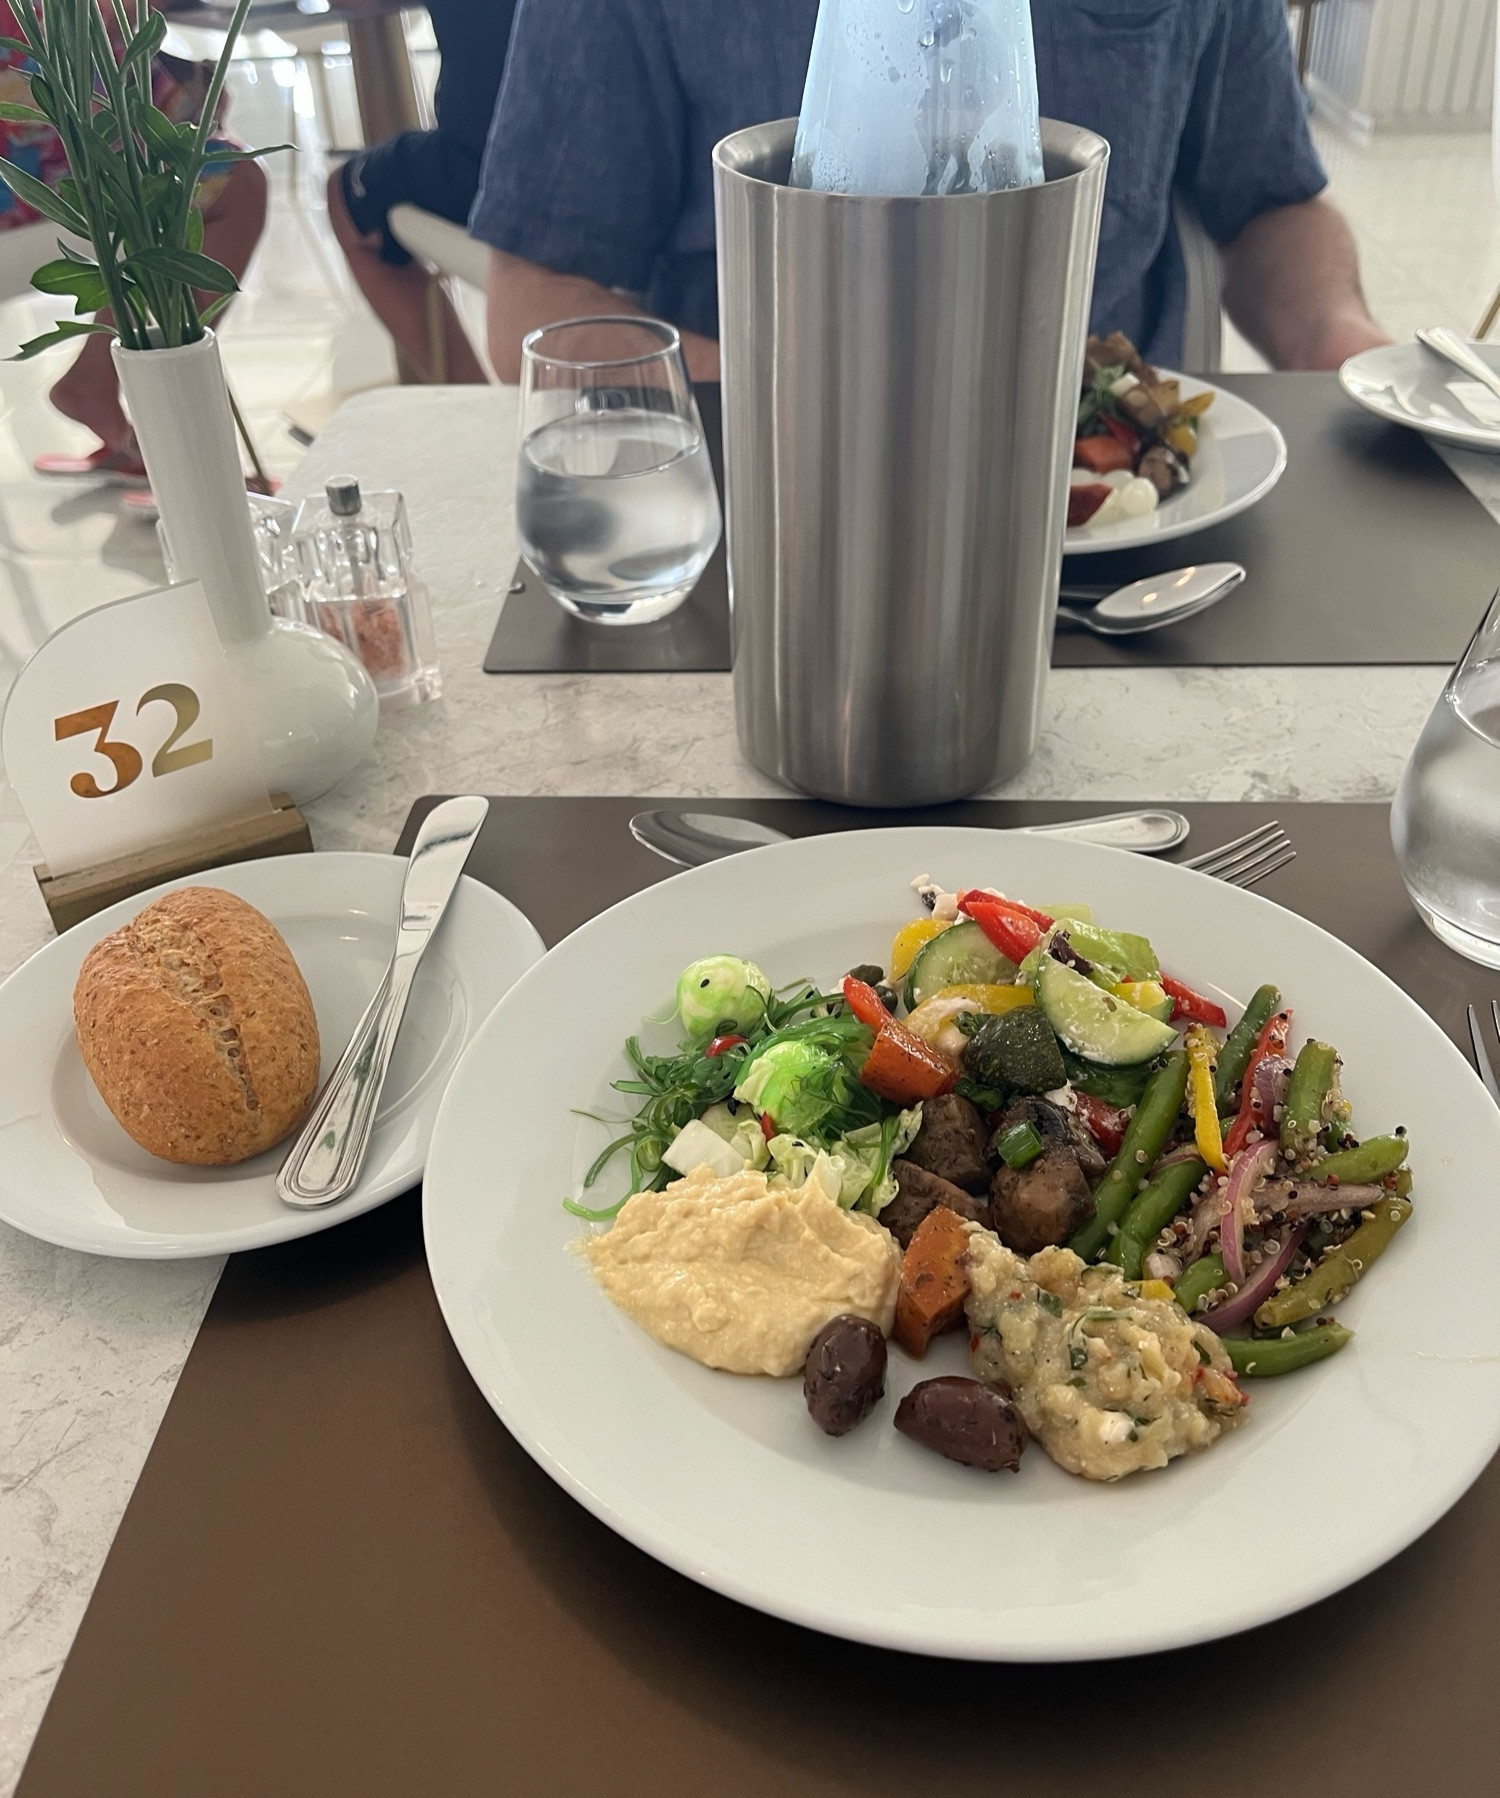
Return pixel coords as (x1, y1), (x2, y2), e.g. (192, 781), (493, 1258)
(803, 1315), (888, 1437)
(846, 963), (885, 986)
(893, 1376), (1029, 1471)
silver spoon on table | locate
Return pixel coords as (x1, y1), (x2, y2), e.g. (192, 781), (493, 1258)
(1057, 562), (1245, 635)
(631, 805), (1190, 868)
(278, 795), (489, 1209)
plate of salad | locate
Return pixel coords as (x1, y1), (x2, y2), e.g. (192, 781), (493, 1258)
(422, 828), (1500, 1660)
(1065, 334), (1287, 555)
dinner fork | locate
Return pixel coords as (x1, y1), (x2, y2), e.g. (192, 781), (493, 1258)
(1465, 1002), (1500, 1105)
(1182, 820), (1295, 889)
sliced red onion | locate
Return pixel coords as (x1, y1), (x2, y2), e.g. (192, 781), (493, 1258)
(1201, 1225), (1309, 1332)
(1154, 1143), (1205, 1173)
(1250, 1054), (1291, 1138)
(1185, 1181), (1225, 1259)
(1220, 1140), (1278, 1285)
(1277, 1181), (1386, 1218)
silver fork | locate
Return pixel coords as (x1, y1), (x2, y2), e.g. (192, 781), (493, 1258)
(1182, 820), (1295, 889)
(1466, 1002), (1500, 1104)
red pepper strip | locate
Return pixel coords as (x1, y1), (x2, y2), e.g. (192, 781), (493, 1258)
(841, 974), (891, 1030)
(959, 890), (1054, 930)
(860, 1022), (956, 1105)
(1160, 973), (1227, 1029)
(760, 1112), (776, 1143)
(959, 897), (1045, 962)
(1071, 1092), (1131, 1158)
(705, 1033), (746, 1058)
(1223, 1008), (1292, 1159)
(1098, 410), (1140, 451)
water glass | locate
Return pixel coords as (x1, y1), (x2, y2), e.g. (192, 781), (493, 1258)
(1392, 589), (1500, 966)
(515, 316), (721, 626)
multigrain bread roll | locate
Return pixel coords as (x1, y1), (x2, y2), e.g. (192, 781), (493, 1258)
(73, 886), (321, 1166)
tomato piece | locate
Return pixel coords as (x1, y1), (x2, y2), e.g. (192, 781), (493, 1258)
(1072, 1092), (1131, 1157)
(841, 974), (891, 1030)
(1160, 973), (1227, 1029)
(859, 1021), (956, 1105)
(1073, 434), (1134, 475)
(705, 1034), (746, 1058)
(1067, 482), (1112, 528)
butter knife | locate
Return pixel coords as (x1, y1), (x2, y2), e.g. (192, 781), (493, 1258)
(277, 795), (489, 1209)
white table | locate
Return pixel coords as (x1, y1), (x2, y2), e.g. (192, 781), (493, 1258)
(0, 384), (1491, 1792)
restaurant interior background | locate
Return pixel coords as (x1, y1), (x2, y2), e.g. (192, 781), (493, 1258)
(0, 2), (1495, 733)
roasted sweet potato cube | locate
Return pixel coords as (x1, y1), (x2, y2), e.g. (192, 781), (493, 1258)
(893, 1206), (973, 1358)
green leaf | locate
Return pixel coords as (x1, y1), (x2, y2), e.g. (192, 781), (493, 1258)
(139, 107), (197, 166)
(0, 154), (89, 235)
(30, 256), (109, 311)
(198, 291), (234, 327)
(122, 247), (239, 294)
(121, 10), (166, 70)
(10, 320), (115, 361)
(184, 207), (203, 255)
(0, 102), (48, 124)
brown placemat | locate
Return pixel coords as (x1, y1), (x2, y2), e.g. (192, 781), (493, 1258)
(19, 798), (1500, 1798)
(484, 388), (732, 673)
(487, 375), (1500, 674)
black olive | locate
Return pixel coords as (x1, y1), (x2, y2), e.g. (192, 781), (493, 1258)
(873, 983), (899, 1012)
(846, 963), (885, 985)
(894, 1376), (1029, 1471)
(804, 1315), (887, 1437)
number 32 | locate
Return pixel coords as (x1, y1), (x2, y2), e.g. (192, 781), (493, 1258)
(55, 684), (213, 799)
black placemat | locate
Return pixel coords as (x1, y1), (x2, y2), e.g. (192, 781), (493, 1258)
(484, 388), (731, 673)
(18, 797), (1500, 1798)
(487, 375), (1500, 674)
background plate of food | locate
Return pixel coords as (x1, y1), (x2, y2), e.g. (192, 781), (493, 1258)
(0, 854), (543, 1258)
(1064, 335), (1288, 555)
(423, 826), (1500, 1661)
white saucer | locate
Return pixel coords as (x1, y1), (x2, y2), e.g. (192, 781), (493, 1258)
(1339, 341), (1500, 452)
(0, 852), (543, 1258)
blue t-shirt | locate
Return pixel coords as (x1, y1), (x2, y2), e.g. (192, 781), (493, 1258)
(470, 0), (1326, 366)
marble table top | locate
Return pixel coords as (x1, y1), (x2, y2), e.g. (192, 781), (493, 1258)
(1, 381), (1493, 1792)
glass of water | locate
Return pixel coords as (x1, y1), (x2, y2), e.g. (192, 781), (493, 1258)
(515, 316), (721, 626)
(1392, 590), (1500, 966)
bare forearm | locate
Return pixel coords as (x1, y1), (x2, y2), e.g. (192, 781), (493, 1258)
(486, 250), (720, 383)
(1221, 197), (1389, 371)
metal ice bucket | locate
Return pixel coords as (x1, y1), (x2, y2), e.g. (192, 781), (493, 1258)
(713, 118), (1108, 806)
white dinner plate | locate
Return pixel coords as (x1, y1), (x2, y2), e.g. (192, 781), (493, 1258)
(424, 826), (1500, 1661)
(1340, 341), (1500, 452)
(0, 852), (543, 1258)
(1064, 373), (1288, 555)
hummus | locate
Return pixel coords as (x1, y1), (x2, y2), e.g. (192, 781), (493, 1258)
(582, 1163), (900, 1376)
(965, 1237), (1247, 1481)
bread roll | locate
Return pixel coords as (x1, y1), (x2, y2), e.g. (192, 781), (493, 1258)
(73, 886), (321, 1166)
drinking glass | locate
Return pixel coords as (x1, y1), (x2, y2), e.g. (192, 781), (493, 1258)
(515, 316), (721, 626)
(1392, 590), (1500, 966)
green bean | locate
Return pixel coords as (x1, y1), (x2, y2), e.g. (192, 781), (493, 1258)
(1172, 1251), (1225, 1315)
(1254, 1194), (1411, 1329)
(1304, 1135), (1408, 1186)
(1280, 1040), (1338, 1161)
(1106, 1156), (1207, 1280)
(1213, 984), (1280, 1111)
(1221, 1322), (1353, 1377)
(1069, 1052), (1189, 1262)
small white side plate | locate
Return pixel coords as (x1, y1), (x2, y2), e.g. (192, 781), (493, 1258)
(1064, 374), (1288, 556)
(0, 852), (543, 1258)
(1340, 341), (1500, 452)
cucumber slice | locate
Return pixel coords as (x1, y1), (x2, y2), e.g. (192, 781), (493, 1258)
(904, 918), (1017, 1009)
(1036, 956), (1178, 1067)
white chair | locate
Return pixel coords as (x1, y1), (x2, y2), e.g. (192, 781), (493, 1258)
(386, 203), (490, 382)
(1174, 194), (1224, 372)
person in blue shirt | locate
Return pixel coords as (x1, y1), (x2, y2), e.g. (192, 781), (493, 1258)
(329, 0), (518, 381)
(470, 0), (1388, 383)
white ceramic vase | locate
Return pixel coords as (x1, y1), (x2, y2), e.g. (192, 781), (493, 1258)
(111, 331), (378, 805)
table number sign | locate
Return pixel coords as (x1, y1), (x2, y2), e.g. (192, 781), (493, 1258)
(2, 582), (273, 879)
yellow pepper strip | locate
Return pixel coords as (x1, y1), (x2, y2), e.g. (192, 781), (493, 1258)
(1176, 389), (1215, 419)
(1185, 1024), (1227, 1172)
(1113, 979), (1170, 1022)
(1164, 420), (1197, 456)
(1138, 1279), (1175, 1304)
(889, 917), (949, 981)
(933, 982), (1033, 1013)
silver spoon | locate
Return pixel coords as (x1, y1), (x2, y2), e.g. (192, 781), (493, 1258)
(278, 795), (489, 1209)
(1416, 326), (1500, 408)
(1056, 562), (1245, 636)
(630, 805), (1190, 868)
